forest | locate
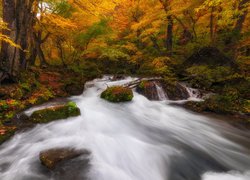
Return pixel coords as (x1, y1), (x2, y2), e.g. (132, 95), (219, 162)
(0, 1), (250, 179)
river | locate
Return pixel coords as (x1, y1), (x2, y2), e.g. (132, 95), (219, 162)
(0, 76), (250, 180)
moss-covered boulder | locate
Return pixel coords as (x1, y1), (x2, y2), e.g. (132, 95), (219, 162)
(29, 102), (80, 123)
(40, 148), (90, 170)
(101, 86), (133, 102)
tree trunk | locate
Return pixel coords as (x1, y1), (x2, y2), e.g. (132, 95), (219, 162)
(33, 32), (49, 66)
(150, 36), (160, 52)
(0, 0), (34, 81)
(234, 0), (249, 34)
(232, 0), (249, 57)
(36, 40), (47, 66)
(173, 15), (193, 44)
(166, 15), (173, 56)
(210, 6), (215, 45)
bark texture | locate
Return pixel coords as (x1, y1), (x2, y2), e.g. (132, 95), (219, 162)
(0, 0), (35, 81)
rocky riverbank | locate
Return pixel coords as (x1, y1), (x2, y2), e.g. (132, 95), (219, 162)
(0, 67), (95, 144)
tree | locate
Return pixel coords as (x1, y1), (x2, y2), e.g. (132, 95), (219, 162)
(158, 0), (173, 55)
(234, 0), (249, 35)
(0, 0), (35, 82)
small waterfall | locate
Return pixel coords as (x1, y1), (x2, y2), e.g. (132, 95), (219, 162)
(186, 87), (201, 99)
(154, 82), (168, 101)
(179, 83), (202, 99)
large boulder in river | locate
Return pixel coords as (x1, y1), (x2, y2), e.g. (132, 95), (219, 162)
(136, 80), (193, 101)
(101, 86), (133, 102)
(30, 102), (80, 123)
(136, 81), (160, 100)
(40, 148), (90, 170)
(159, 79), (191, 100)
(161, 82), (190, 100)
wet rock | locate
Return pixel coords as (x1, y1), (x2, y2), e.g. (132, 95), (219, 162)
(40, 148), (90, 170)
(136, 81), (159, 100)
(65, 83), (84, 96)
(101, 86), (133, 102)
(8, 112), (33, 129)
(29, 102), (80, 123)
(110, 75), (126, 81)
(160, 80), (190, 100)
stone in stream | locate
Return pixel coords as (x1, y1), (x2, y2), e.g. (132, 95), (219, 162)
(101, 86), (133, 102)
(160, 80), (191, 100)
(110, 75), (126, 81)
(40, 148), (90, 170)
(29, 101), (81, 123)
(136, 81), (160, 100)
(65, 83), (85, 96)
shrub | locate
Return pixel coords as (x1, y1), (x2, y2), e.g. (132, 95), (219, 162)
(186, 65), (233, 89)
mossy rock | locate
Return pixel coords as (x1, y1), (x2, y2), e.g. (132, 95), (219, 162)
(136, 81), (159, 100)
(40, 148), (90, 170)
(29, 102), (80, 123)
(101, 86), (133, 102)
(160, 79), (190, 100)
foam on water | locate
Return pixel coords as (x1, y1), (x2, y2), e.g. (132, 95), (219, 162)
(202, 171), (250, 180)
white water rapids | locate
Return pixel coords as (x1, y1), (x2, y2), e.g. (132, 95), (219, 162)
(0, 76), (250, 180)
(154, 82), (168, 100)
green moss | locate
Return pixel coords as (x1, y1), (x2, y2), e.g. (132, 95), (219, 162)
(186, 93), (248, 115)
(101, 86), (133, 102)
(20, 83), (32, 92)
(186, 65), (235, 89)
(29, 102), (81, 123)
(138, 81), (146, 89)
(204, 94), (247, 114)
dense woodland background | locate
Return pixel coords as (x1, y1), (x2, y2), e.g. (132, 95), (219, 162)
(0, 0), (249, 132)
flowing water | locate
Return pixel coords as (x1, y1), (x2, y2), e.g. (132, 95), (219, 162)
(154, 82), (168, 100)
(0, 76), (250, 180)
(178, 83), (202, 100)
